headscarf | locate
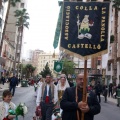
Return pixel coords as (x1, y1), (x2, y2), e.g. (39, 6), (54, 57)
(57, 74), (70, 91)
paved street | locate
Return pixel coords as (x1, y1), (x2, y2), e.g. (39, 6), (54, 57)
(1, 86), (120, 120)
(12, 86), (36, 120)
(95, 99), (120, 120)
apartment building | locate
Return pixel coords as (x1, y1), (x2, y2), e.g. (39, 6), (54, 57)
(38, 52), (59, 77)
(0, 0), (28, 75)
(31, 49), (44, 76)
(73, 57), (91, 74)
(106, 10), (120, 85)
(0, 1), (8, 75)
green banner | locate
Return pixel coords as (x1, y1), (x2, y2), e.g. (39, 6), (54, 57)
(54, 61), (63, 73)
(53, 1), (63, 49)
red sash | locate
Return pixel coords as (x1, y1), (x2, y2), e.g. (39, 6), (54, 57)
(45, 96), (49, 103)
(3, 118), (10, 120)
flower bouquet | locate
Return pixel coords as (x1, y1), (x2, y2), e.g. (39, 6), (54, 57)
(52, 102), (61, 120)
(8, 103), (28, 120)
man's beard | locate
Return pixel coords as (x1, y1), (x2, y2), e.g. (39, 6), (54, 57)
(46, 81), (50, 84)
(77, 84), (83, 90)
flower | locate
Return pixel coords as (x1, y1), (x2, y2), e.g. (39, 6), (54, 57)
(23, 104), (28, 115)
(7, 103), (28, 120)
(15, 103), (28, 117)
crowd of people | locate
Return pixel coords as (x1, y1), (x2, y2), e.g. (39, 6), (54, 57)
(1, 73), (120, 120)
(34, 74), (101, 120)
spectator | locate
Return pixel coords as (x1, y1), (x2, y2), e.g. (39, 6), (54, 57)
(108, 83), (113, 97)
(0, 90), (16, 120)
(9, 74), (18, 96)
(102, 85), (108, 102)
(1, 75), (5, 85)
(94, 81), (102, 103)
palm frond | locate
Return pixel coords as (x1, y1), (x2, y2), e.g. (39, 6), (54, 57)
(15, 8), (30, 29)
(23, 24), (29, 29)
(10, 0), (21, 7)
(112, 0), (120, 10)
(23, 16), (30, 20)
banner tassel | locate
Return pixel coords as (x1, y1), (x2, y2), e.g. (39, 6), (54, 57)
(52, 50), (55, 58)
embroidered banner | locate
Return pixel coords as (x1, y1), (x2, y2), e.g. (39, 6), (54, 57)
(54, 61), (63, 73)
(60, 2), (110, 59)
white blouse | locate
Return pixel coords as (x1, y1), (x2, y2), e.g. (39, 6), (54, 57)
(4, 102), (16, 116)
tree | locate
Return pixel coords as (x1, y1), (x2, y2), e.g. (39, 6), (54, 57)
(62, 58), (76, 77)
(23, 64), (36, 78)
(0, 0), (21, 55)
(112, 0), (120, 83)
(40, 62), (52, 78)
(17, 63), (23, 73)
(14, 8), (30, 74)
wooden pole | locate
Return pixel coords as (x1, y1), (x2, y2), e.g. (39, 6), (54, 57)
(79, 0), (88, 120)
(81, 59), (87, 120)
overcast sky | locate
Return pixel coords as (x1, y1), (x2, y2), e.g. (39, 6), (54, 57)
(23, 0), (61, 58)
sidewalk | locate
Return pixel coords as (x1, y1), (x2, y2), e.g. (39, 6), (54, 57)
(0, 83), (21, 101)
(0, 82), (21, 92)
(0, 82), (9, 91)
(101, 95), (117, 104)
(107, 96), (117, 104)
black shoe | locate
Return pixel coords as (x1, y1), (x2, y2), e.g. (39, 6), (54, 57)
(117, 104), (119, 107)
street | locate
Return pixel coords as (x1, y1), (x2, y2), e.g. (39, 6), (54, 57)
(1, 86), (120, 120)
(12, 86), (36, 120)
(95, 99), (120, 120)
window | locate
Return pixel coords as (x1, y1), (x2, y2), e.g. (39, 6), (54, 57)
(108, 63), (111, 71)
(21, 3), (24, 8)
(97, 60), (101, 65)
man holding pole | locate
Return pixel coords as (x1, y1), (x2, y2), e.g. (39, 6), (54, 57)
(60, 74), (101, 120)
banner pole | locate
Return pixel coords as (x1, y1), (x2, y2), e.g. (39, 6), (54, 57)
(81, 59), (87, 120)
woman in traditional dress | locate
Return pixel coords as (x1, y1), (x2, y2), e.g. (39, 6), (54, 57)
(52, 74), (70, 120)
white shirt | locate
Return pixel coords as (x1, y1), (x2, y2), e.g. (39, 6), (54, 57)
(36, 83), (58, 106)
(46, 84), (50, 96)
(4, 102), (16, 116)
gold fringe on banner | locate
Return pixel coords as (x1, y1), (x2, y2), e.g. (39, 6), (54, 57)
(60, 46), (108, 60)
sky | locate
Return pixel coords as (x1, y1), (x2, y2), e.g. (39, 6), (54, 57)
(23, 0), (61, 58)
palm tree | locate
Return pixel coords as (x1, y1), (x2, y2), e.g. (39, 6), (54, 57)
(24, 64), (35, 78)
(14, 8), (29, 75)
(112, 0), (120, 83)
(0, 0), (21, 55)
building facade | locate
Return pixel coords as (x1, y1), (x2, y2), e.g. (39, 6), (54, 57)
(0, 0), (28, 76)
(31, 49), (44, 76)
(0, 1), (7, 76)
(38, 52), (59, 77)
